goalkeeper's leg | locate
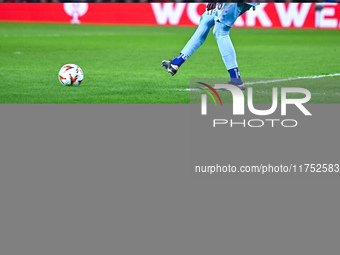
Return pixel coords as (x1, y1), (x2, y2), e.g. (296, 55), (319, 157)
(213, 22), (244, 90)
(213, 22), (242, 82)
(212, 3), (252, 89)
(162, 12), (215, 76)
(180, 12), (215, 59)
(214, 3), (251, 90)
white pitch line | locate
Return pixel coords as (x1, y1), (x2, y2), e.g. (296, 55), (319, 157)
(243, 73), (340, 85)
(177, 73), (340, 92)
(239, 90), (340, 96)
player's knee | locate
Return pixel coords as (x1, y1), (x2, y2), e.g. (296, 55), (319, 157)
(200, 15), (215, 28)
(213, 22), (230, 40)
(213, 24), (222, 40)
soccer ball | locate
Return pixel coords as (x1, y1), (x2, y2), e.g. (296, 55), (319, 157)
(58, 64), (84, 86)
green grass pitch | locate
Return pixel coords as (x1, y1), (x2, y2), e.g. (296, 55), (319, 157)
(0, 22), (339, 104)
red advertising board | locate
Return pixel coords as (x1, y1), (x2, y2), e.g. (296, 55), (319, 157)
(0, 3), (339, 29)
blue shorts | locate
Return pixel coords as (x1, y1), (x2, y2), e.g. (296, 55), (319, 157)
(215, 3), (252, 27)
(199, 10), (215, 28)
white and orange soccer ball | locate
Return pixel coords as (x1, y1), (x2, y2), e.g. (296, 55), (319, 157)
(58, 64), (84, 86)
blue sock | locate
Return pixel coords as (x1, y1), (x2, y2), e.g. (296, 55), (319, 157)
(172, 53), (188, 67)
(228, 68), (243, 84)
